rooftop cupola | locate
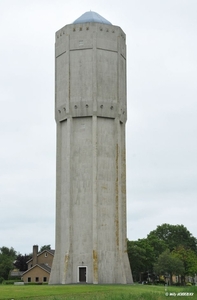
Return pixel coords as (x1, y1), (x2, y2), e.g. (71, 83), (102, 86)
(73, 11), (112, 25)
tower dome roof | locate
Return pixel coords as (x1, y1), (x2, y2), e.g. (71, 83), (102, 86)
(73, 11), (112, 25)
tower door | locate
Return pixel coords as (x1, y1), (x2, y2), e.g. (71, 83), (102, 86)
(79, 267), (86, 282)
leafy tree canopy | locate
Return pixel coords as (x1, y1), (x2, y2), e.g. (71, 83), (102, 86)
(0, 246), (16, 258)
(172, 246), (197, 276)
(14, 254), (31, 272)
(40, 245), (51, 252)
(127, 223), (197, 284)
(127, 239), (156, 281)
(136, 239), (156, 272)
(146, 234), (168, 258)
(147, 223), (197, 253)
(153, 249), (184, 284)
(0, 246), (17, 280)
(127, 240), (147, 281)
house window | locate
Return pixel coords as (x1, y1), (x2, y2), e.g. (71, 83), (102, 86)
(43, 277), (47, 282)
(28, 277), (31, 282)
(45, 252), (48, 257)
(35, 277), (39, 282)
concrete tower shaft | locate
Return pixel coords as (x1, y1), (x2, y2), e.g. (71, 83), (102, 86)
(49, 17), (132, 284)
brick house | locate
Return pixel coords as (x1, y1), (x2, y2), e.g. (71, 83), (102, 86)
(22, 245), (54, 283)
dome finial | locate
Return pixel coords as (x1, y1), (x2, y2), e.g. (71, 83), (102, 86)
(73, 11), (112, 25)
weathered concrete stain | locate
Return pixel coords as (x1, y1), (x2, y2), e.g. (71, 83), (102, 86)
(115, 143), (119, 248)
(121, 148), (126, 195)
(64, 254), (69, 282)
(93, 250), (98, 283)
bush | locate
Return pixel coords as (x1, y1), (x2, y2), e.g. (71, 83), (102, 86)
(2, 280), (16, 285)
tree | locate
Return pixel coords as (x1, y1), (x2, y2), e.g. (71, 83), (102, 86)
(172, 246), (197, 284)
(0, 247), (16, 257)
(127, 240), (146, 282)
(136, 239), (156, 273)
(154, 249), (184, 285)
(127, 239), (156, 282)
(146, 234), (168, 259)
(0, 247), (16, 280)
(147, 224), (197, 253)
(40, 245), (51, 252)
(14, 254), (31, 272)
(127, 223), (197, 283)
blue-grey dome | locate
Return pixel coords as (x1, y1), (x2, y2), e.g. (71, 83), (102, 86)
(73, 11), (112, 25)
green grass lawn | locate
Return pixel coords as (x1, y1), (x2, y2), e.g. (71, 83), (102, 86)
(0, 284), (196, 300)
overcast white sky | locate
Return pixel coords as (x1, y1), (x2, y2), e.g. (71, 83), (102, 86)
(0, 0), (196, 255)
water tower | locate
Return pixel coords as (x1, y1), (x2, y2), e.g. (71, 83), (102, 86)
(49, 11), (133, 284)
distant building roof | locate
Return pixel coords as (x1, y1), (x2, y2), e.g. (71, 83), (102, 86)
(73, 11), (112, 25)
(26, 249), (55, 264)
(47, 249), (55, 255)
(10, 269), (23, 277)
(22, 264), (51, 276)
